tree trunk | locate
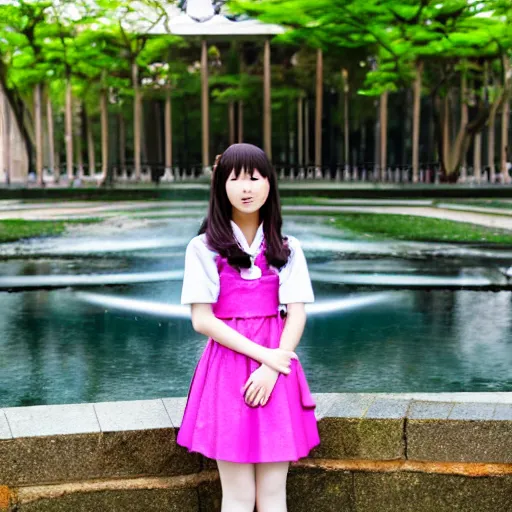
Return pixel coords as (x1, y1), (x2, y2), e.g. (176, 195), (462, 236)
(238, 100), (243, 143)
(132, 61), (141, 180)
(315, 48), (323, 173)
(165, 88), (172, 174)
(201, 39), (210, 171)
(0, 95), (4, 182)
(459, 72), (468, 181)
(1, 88), (11, 183)
(0, 63), (32, 168)
(33, 83), (43, 185)
(501, 55), (510, 182)
(46, 95), (56, 181)
(86, 111), (95, 177)
(141, 100), (148, 168)
(412, 62), (423, 182)
(228, 101), (235, 146)
(65, 77), (74, 181)
(474, 133), (482, 182)
(360, 119), (366, 163)
(488, 102), (497, 183)
(297, 94), (303, 167)
(119, 111), (126, 174)
(342, 68), (349, 169)
(305, 99), (310, 165)
(263, 39), (271, 158)
(439, 83), (471, 181)
(100, 88), (108, 183)
(501, 100), (510, 181)
(75, 101), (84, 179)
(442, 94), (450, 172)
(380, 90), (388, 180)
(427, 96), (434, 163)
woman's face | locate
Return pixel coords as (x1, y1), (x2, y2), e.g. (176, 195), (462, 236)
(225, 168), (270, 216)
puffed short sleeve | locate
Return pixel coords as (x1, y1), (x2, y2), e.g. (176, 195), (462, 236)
(279, 236), (315, 304)
(181, 235), (220, 304)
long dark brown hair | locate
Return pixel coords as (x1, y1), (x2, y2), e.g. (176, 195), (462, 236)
(199, 143), (290, 269)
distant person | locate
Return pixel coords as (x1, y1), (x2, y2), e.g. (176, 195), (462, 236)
(178, 143), (319, 511)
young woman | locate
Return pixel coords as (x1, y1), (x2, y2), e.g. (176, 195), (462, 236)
(178, 143), (319, 511)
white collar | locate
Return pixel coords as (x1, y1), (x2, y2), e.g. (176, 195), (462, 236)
(230, 220), (264, 256)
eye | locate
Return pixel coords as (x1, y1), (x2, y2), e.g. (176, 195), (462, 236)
(250, 176), (259, 181)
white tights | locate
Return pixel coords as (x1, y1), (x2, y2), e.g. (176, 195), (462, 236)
(216, 460), (290, 512)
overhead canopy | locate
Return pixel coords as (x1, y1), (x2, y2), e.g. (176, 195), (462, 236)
(146, 0), (284, 39)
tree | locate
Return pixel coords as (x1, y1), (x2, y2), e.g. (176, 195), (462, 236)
(0, 0), (54, 182)
(230, 0), (512, 181)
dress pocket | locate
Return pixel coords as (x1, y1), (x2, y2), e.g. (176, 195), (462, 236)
(296, 362), (316, 409)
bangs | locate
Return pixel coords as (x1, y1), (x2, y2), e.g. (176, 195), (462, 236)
(220, 143), (272, 179)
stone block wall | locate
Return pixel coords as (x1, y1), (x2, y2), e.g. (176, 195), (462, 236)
(1, 393), (511, 511)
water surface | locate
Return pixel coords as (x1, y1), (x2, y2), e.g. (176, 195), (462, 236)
(1, 216), (511, 407)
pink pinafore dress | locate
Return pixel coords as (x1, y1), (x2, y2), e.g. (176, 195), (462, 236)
(176, 244), (320, 463)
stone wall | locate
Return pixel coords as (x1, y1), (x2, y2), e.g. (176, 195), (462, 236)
(1, 394), (511, 511)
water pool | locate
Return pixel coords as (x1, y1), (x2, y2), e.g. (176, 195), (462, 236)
(1, 216), (511, 407)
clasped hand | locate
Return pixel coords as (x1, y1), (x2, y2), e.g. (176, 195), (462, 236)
(241, 348), (297, 407)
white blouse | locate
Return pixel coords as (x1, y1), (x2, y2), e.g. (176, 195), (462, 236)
(181, 221), (315, 305)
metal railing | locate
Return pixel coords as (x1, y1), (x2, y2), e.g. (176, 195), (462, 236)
(14, 161), (512, 186)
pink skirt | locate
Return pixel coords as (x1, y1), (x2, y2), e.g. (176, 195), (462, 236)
(176, 315), (320, 463)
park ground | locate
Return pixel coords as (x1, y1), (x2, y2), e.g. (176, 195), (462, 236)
(3, 197), (512, 245)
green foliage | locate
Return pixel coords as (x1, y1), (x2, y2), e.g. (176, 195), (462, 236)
(0, 0), (187, 115)
(331, 213), (512, 244)
(0, 0), (510, 171)
(0, 219), (101, 243)
(229, 0), (512, 97)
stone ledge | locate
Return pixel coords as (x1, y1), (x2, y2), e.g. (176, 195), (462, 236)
(494, 404), (512, 420)
(94, 400), (172, 432)
(2, 404), (100, 439)
(0, 413), (11, 441)
(3, 394), (512, 440)
(1, 393), (511, 487)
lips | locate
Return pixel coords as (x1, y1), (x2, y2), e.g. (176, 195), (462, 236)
(242, 197), (253, 204)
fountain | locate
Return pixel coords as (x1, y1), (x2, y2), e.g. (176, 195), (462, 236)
(1, 208), (512, 408)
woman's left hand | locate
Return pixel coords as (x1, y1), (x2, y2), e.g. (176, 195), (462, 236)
(242, 364), (279, 407)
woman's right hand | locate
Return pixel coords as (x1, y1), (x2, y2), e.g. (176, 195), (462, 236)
(262, 348), (298, 374)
